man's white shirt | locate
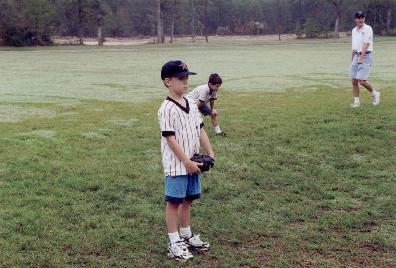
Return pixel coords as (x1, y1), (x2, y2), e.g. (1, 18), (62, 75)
(352, 24), (373, 52)
(158, 97), (203, 177)
(187, 84), (218, 104)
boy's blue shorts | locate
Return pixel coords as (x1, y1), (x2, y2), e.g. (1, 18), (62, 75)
(165, 174), (201, 204)
(199, 103), (212, 116)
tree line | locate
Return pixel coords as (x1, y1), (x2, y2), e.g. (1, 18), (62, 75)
(0, 0), (395, 46)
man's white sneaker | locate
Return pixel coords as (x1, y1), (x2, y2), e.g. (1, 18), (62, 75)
(351, 102), (360, 108)
(167, 240), (193, 261)
(183, 234), (210, 251)
(372, 92), (380, 106)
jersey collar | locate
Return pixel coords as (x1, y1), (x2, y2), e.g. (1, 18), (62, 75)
(166, 96), (190, 114)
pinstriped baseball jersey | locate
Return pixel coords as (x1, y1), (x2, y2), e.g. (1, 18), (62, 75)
(158, 96), (204, 176)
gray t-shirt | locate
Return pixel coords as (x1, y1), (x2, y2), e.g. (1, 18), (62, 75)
(187, 84), (218, 104)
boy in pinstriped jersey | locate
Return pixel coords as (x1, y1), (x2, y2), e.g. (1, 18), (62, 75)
(158, 60), (215, 261)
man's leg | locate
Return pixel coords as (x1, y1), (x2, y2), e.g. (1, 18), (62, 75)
(351, 79), (361, 107)
(353, 79), (360, 97)
(359, 80), (380, 105)
(359, 80), (373, 93)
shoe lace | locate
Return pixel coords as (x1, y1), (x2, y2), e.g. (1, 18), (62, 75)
(189, 234), (203, 245)
(172, 241), (190, 255)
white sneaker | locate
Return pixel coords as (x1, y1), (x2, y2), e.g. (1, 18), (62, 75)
(351, 102), (360, 108)
(183, 234), (210, 251)
(372, 92), (380, 106)
(167, 240), (193, 261)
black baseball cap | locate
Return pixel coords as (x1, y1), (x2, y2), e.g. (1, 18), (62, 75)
(161, 60), (197, 80)
(355, 11), (366, 19)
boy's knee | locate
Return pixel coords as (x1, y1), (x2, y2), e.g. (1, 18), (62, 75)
(182, 199), (193, 206)
(358, 80), (367, 84)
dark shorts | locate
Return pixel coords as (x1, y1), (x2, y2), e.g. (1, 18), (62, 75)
(199, 103), (212, 116)
(165, 174), (201, 204)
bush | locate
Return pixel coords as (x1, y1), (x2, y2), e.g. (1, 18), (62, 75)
(216, 26), (231, 35)
(385, 28), (396, 36)
(304, 19), (321, 38)
(2, 27), (52, 47)
(295, 23), (304, 39)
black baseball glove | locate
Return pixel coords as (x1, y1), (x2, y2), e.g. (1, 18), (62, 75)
(191, 154), (215, 172)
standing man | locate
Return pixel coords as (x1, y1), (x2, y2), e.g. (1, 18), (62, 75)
(350, 11), (380, 108)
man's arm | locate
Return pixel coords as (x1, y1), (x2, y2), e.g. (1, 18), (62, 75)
(199, 128), (214, 159)
(165, 136), (202, 174)
(358, 43), (369, 64)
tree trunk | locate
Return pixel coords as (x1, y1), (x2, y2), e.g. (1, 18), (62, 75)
(156, 0), (164, 43)
(334, 11), (340, 38)
(276, 0), (282, 41)
(96, 0), (103, 46)
(170, 19), (175, 43)
(386, 6), (392, 33)
(328, 0), (342, 38)
(78, 0), (83, 45)
(190, 0), (196, 43)
(204, 0), (208, 43)
(170, 0), (176, 43)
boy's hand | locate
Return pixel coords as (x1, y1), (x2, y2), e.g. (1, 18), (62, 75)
(184, 160), (202, 175)
(211, 109), (217, 116)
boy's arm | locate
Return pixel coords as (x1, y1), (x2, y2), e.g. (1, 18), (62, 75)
(165, 136), (202, 174)
(197, 100), (205, 108)
(200, 128), (215, 159)
(209, 99), (215, 110)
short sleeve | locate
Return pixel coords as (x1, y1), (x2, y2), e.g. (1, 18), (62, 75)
(192, 103), (204, 128)
(363, 28), (372, 44)
(210, 91), (218, 100)
(198, 87), (208, 102)
(158, 106), (175, 137)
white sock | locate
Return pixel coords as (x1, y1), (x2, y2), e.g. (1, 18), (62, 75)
(168, 231), (180, 243)
(179, 226), (192, 238)
(372, 90), (377, 96)
(354, 97), (360, 103)
(214, 126), (222, 134)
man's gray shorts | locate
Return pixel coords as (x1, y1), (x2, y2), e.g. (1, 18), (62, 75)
(350, 53), (372, 81)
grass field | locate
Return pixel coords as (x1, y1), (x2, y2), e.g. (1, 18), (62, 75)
(0, 38), (395, 267)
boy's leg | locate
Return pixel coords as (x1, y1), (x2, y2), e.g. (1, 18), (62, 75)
(179, 200), (192, 229)
(210, 113), (219, 128)
(166, 202), (180, 235)
(200, 103), (225, 135)
(210, 113), (225, 136)
(165, 176), (193, 260)
(180, 175), (210, 251)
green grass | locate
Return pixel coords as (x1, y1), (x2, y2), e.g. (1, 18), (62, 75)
(0, 39), (395, 267)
